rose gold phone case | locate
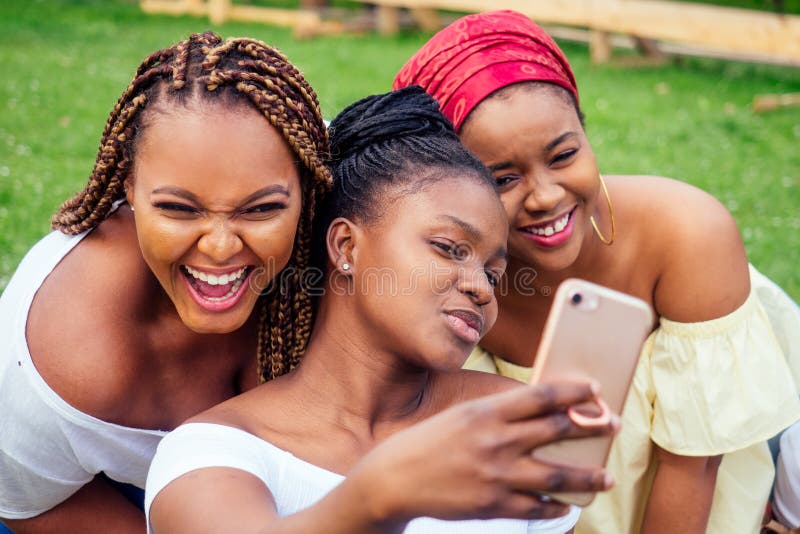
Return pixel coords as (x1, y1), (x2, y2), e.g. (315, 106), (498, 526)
(530, 278), (653, 506)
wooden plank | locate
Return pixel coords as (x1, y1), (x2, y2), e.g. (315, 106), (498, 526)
(140, 0), (206, 16)
(544, 24), (800, 68)
(354, 0), (800, 62)
(410, 7), (441, 32)
(753, 93), (800, 113)
(376, 5), (401, 35)
(589, 30), (612, 64)
(228, 5), (321, 27)
(207, 0), (230, 24)
(140, 1), (322, 29)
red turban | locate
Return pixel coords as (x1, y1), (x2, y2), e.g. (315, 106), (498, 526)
(393, 10), (578, 132)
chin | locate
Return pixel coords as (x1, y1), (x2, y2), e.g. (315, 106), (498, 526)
(181, 311), (250, 335)
(535, 253), (580, 274)
(427, 346), (472, 372)
(511, 240), (582, 275)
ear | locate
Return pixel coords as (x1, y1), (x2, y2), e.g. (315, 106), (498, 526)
(326, 217), (360, 274)
(124, 176), (135, 207)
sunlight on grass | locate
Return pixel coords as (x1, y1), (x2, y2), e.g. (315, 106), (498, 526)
(0, 0), (798, 297)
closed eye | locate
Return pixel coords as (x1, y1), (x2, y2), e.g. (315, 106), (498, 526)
(485, 270), (502, 288)
(153, 202), (199, 215)
(551, 148), (577, 165)
(240, 203), (288, 220)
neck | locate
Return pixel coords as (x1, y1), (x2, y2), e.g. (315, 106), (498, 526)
(288, 296), (434, 438)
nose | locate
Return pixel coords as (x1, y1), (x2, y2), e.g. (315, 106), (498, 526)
(457, 267), (494, 307)
(522, 173), (566, 214)
(197, 217), (244, 263)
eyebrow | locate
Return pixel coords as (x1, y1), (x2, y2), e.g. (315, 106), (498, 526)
(545, 131), (577, 152)
(437, 214), (509, 262)
(151, 184), (290, 206)
(438, 214), (481, 240)
(487, 161), (514, 173)
(486, 131), (577, 173)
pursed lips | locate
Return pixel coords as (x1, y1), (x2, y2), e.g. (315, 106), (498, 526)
(446, 309), (484, 336)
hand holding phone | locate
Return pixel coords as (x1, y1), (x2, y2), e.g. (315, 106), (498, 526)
(530, 279), (653, 506)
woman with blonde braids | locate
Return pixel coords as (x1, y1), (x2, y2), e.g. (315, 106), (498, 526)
(0, 31), (330, 532)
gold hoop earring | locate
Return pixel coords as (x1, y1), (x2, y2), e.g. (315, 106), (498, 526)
(589, 175), (615, 246)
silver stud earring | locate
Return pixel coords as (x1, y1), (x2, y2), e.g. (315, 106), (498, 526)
(341, 263), (350, 271)
(130, 205), (135, 212)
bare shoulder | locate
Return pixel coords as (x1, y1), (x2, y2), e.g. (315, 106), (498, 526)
(25, 206), (157, 419)
(183, 390), (256, 429)
(608, 175), (736, 228)
(435, 369), (524, 407)
(609, 175), (750, 322)
(185, 380), (281, 432)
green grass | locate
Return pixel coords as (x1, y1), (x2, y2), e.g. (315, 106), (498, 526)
(677, 0), (800, 13)
(1, 0), (799, 300)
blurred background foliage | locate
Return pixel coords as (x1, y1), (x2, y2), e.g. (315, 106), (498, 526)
(0, 0), (798, 298)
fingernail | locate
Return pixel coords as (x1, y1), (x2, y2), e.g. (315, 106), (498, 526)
(604, 472), (615, 488)
(590, 381), (601, 395)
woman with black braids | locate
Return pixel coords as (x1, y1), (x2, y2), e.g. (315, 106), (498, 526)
(0, 31), (330, 532)
(145, 86), (619, 533)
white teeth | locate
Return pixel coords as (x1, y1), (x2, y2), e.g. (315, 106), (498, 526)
(204, 277), (245, 301)
(529, 212), (571, 236)
(184, 266), (246, 285)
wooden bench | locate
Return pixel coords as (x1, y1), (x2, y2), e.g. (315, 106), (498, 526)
(356, 0), (800, 66)
(139, 0), (344, 35)
(138, 0), (800, 111)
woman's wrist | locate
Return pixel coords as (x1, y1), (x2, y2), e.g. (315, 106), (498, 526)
(343, 460), (411, 533)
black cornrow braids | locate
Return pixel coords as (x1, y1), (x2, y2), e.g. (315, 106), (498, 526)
(52, 31), (331, 383)
(323, 86), (495, 232)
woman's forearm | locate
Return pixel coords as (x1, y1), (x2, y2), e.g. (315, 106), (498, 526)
(4, 476), (145, 534)
(150, 466), (409, 534)
(640, 445), (722, 534)
(265, 475), (409, 534)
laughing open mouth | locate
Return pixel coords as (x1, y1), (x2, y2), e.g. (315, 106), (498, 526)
(181, 265), (251, 303)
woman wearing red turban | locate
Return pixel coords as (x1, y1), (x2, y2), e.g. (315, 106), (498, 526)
(396, 10), (800, 534)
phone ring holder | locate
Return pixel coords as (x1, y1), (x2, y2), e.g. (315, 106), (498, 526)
(567, 398), (611, 428)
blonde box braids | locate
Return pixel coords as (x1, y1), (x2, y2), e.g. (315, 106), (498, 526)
(52, 31), (331, 383)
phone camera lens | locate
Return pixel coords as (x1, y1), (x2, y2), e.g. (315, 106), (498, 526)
(571, 293), (583, 305)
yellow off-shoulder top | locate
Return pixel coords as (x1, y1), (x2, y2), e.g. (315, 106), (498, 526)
(464, 265), (800, 534)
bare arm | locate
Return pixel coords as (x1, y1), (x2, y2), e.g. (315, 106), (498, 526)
(640, 446), (722, 534)
(151, 467), (408, 534)
(651, 181), (750, 323)
(641, 182), (748, 530)
(150, 382), (619, 533)
(3, 477), (145, 534)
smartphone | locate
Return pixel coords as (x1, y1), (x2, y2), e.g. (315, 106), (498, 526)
(530, 278), (654, 506)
